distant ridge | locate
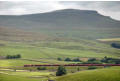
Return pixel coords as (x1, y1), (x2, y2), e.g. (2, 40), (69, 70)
(0, 9), (120, 40)
(0, 9), (119, 29)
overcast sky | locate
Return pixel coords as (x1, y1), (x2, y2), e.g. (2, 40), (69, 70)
(0, 1), (120, 20)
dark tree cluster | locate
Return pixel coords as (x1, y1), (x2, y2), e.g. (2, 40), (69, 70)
(37, 67), (47, 70)
(88, 58), (97, 62)
(57, 57), (62, 61)
(88, 66), (97, 70)
(57, 57), (81, 62)
(82, 58), (102, 64)
(58, 57), (120, 64)
(56, 66), (67, 76)
(81, 57), (120, 64)
(6, 54), (21, 59)
(101, 56), (120, 64)
(64, 58), (72, 61)
(65, 58), (81, 62)
(72, 58), (81, 62)
(111, 43), (120, 49)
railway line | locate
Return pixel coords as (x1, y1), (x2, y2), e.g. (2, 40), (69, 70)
(24, 64), (120, 67)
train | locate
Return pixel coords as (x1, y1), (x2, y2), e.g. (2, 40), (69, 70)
(24, 64), (120, 67)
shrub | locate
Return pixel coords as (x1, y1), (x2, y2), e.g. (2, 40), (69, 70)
(100, 56), (120, 64)
(88, 58), (97, 62)
(88, 66), (97, 70)
(56, 66), (67, 76)
(82, 61), (102, 64)
(57, 57), (62, 61)
(6, 54), (21, 59)
(6, 55), (12, 59)
(37, 67), (47, 70)
(64, 58), (71, 61)
(72, 58), (81, 62)
(16, 54), (21, 58)
(111, 43), (120, 49)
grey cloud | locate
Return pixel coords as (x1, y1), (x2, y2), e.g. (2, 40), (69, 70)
(0, 1), (65, 15)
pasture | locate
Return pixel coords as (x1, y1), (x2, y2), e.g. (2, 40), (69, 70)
(0, 37), (120, 81)
(0, 40), (120, 59)
(0, 70), (53, 81)
(56, 66), (120, 81)
(97, 38), (120, 42)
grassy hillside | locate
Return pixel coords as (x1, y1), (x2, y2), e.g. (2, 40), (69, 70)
(0, 9), (120, 30)
(0, 40), (120, 59)
(56, 67), (120, 81)
(37, 28), (120, 40)
(0, 59), (47, 67)
(0, 9), (120, 41)
(0, 39), (120, 69)
(0, 27), (49, 42)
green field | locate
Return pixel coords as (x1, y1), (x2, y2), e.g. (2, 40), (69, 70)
(0, 40), (120, 59)
(97, 38), (120, 42)
(0, 74), (40, 81)
(1, 66), (120, 81)
(0, 70), (53, 81)
(0, 59), (47, 67)
(56, 66), (120, 81)
(0, 37), (120, 81)
(0, 39), (120, 68)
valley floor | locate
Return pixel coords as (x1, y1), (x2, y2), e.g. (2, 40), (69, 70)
(56, 66), (120, 81)
(0, 39), (120, 81)
(0, 66), (120, 81)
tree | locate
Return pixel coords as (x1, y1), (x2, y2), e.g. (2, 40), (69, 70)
(6, 55), (11, 59)
(73, 58), (81, 62)
(101, 56), (114, 63)
(16, 54), (21, 58)
(37, 67), (46, 70)
(88, 66), (97, 70)
(57, 57), (62, 61)
(82, 61), (102, 64)
(88, 58), (96, 62)
(56, 66), (67, 76)
(101, 56), (120, 64)
(6, 54), (21, 59)
(64, 58), (71, 61)
(111, 43), (120, 49)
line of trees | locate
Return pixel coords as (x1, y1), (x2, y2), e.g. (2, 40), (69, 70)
(58, 56), (120, 64)
(81, 57), (120, 64)
(101, 56), (120, 64)
(111, 43), (120, 49)
(37, 67), (47, 70)
(88, 66), (97, 70)
(82, 58), (102, 64)
(6, 54), (21, 59)
(57, 57), (81, 62)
